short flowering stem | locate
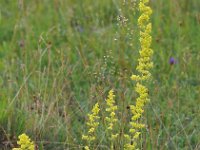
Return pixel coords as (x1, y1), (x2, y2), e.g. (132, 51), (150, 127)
(105, 90), (119, 150)
(82, 103), (100, 150)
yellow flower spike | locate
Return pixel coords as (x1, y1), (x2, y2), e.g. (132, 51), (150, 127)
(125, 0), (153, 149)
(82, 103), (100, 149)
(105, 90), (119, 150)
(12, 133), (34, 150)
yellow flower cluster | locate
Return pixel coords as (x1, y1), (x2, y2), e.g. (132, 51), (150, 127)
(82, 103), (100, 150)
(131, 0), (153, 81)
(12, 133), (34, 150)
(105, 90), (119, 149)
(125, 0), (153, 149)
(105, 90), (118, 131)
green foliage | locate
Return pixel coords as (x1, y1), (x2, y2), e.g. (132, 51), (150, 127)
(0, 90), (8, 124)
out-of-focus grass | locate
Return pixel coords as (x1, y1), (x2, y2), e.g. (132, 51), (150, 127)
(0, 0), (199, 149)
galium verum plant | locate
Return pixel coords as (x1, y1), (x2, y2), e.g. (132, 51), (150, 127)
(12, 133), (34, 150)
(124, 0), (153, 149)
(82, 103), (100, 150)
(105, 90), (119, 150)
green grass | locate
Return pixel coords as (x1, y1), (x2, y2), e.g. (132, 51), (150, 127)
(0, 0), (200, 149)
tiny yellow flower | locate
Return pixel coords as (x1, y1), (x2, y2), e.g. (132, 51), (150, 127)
(84, 146), (90, 150)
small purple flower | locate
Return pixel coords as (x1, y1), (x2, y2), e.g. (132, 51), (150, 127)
(169, 57), (176, 65)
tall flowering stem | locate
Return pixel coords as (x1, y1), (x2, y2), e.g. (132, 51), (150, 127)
(82, 103), (100, 150)
(124, 0), (153, 149)
(105, 90), (119, 150)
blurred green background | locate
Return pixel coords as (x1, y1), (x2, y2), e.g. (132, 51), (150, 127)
(0, 0), (199, 149)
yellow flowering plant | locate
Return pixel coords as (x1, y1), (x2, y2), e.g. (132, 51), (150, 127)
(82, 103), (100, 150)
(12, 133), (34, 150)
(105, 90), (119, 150)
(124, 0), (153, 149)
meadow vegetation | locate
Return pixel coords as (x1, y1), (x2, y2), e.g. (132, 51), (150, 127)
(0, 0), (200, 149)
